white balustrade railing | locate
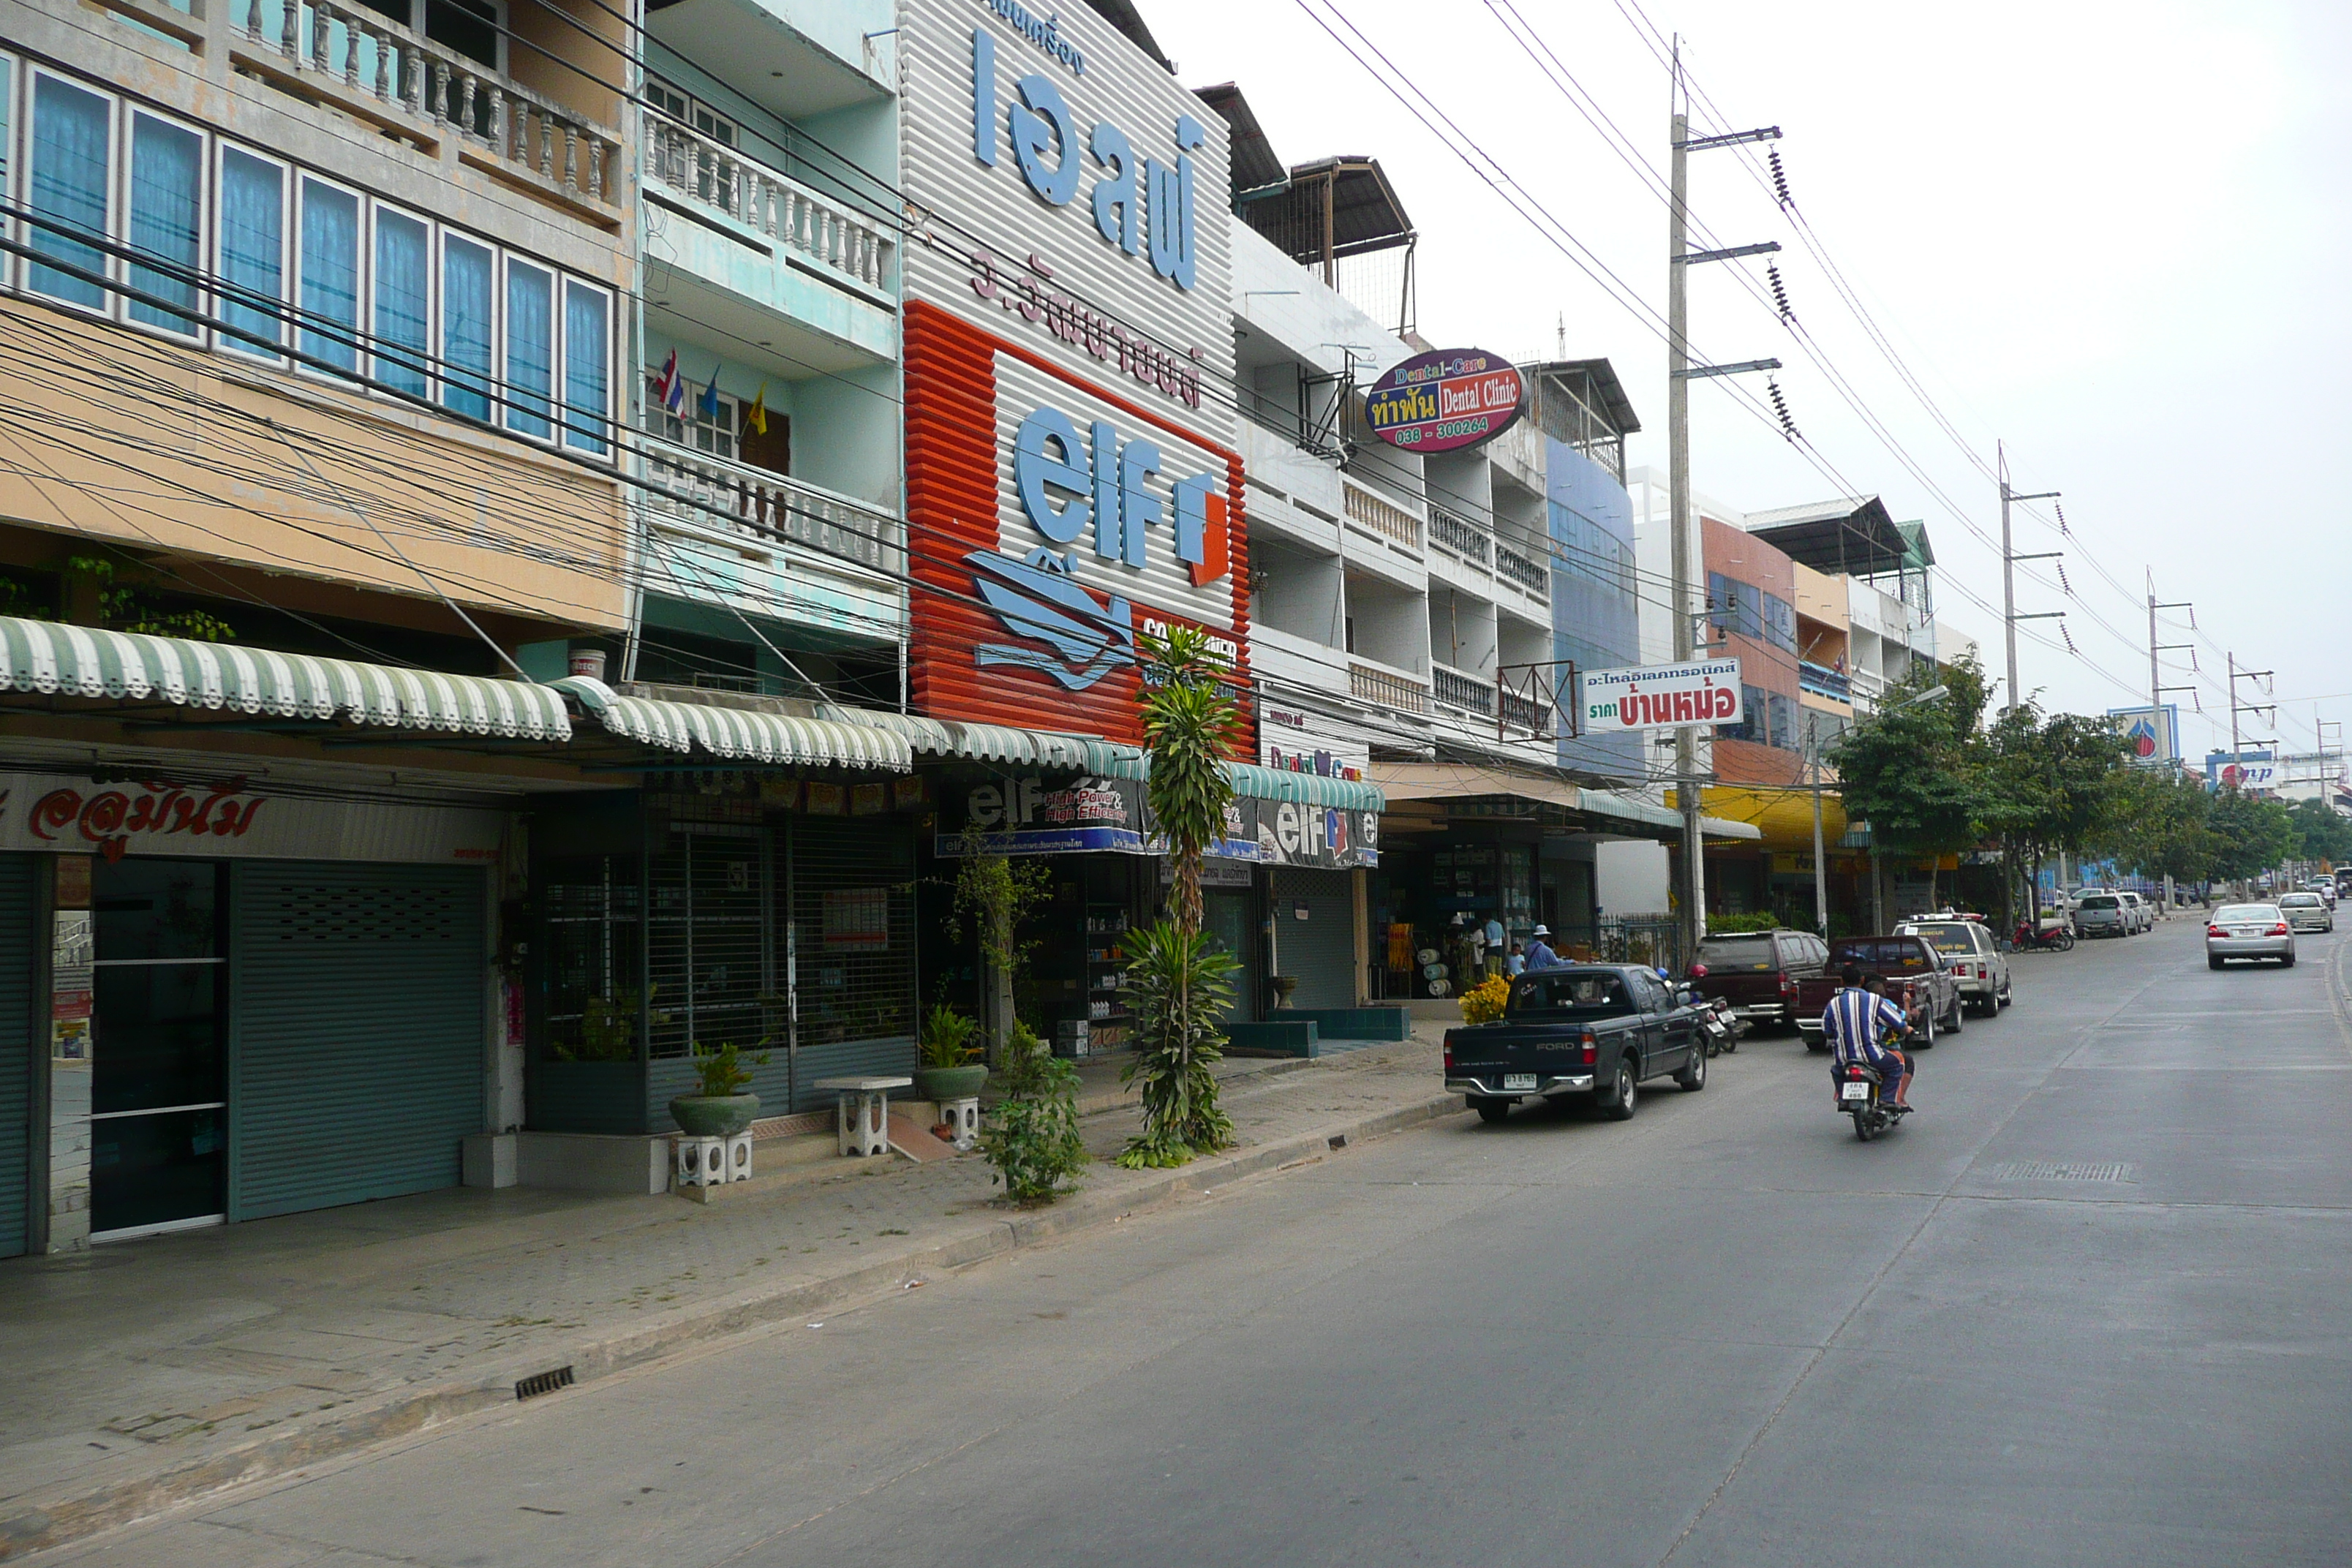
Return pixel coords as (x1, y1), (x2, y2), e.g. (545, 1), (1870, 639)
(235, 0), (618, 208)
(1431, 663), (1494, 716)
(1495, 543), (1548, 595)
(645, 116), (892, 293)
(1427, 506), (1492, 565)
(638, 434), (902, 577)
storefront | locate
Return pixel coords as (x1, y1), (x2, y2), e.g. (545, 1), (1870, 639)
(527, 774), (926, 1129)
(0, 769), (510, 1247)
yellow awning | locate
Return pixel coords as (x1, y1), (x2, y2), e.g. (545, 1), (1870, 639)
(1665, 784), (1849, 851)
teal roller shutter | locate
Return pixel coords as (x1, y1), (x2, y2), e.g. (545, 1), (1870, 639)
(0, 856), (32, 1258)
(229, 863), (486, 1221)
(1270, 868), (1355, 1012)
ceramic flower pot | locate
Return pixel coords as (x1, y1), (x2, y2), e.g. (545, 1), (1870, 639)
(669, 1093), (760, 1137)
(914, 1065), (989, 1103)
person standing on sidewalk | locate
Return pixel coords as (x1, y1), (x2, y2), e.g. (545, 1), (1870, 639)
(1483, 916), (1507, 980)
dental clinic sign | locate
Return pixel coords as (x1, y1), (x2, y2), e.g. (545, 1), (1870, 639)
(1578, 658), (1744, 733)
(902, 0), (1245, 744)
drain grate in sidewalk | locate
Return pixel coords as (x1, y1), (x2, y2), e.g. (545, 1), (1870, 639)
(1994, 1161), (2135, 1183)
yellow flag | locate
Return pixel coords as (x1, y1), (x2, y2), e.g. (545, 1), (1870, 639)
(745, 382), (769, 437)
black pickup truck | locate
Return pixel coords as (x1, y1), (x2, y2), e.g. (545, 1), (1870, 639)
(1444, 964), (1707, 1125)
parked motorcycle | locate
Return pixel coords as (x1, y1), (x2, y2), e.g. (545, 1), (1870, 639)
(1835, 1060), (1907, 1142)
(2013, 916), (2076, 953)
(1695, 995), (1746, 1056)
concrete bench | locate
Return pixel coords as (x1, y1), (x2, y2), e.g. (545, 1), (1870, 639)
(813, 1075), (913, 1157)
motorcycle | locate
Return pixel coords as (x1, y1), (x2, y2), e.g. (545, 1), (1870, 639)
(1695, 995), (1746, 1056)
(1835, 1060), (1908, 1142)
(2013, 916), (2076, 953)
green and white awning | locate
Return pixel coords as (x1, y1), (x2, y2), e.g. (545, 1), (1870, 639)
(821, 708), (1096, 769)
(1080, 743), (1386, 813)
(0, 615), (572, 740)
(554, 677), (910, 771)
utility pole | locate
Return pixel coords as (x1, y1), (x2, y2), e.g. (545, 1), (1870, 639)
(1809, 714), (1828, 935)
(1997, 441), (2062, 712)
(2228, 652), (2277, 897)
(2145, 581), (2193, 915)
(1667, 50), (1781, 965)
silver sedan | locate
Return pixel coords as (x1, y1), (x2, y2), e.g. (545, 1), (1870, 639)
(2207, 904), (2296, 968)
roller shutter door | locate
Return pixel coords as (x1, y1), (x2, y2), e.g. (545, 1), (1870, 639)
(1270, 868), (1354, 1012)
(0, 856), (32, 1258)
(229, 863), (486, 1221)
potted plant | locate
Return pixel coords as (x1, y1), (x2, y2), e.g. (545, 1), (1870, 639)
(1267, 975), (1300, 1009)
(915, 1003), (988, 1103)
(668, 1039), (768, 1137)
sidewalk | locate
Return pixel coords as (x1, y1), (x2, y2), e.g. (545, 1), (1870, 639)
(0, 1031), (1459, 1558)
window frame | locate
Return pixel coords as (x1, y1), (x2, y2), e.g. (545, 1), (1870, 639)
(366, 195), (436, 402)
(292, 167), (366, 382)
(212, 140), (291, 363)
(0, 51), (20, 295)
(120, 102), (210, 344)
(500, 250), (557, 442)
(437, 225), (500, 426)
(559, 274), (611, 455)
(23, 65), (118, 318)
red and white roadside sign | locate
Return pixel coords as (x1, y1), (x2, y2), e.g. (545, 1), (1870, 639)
(1579, 658), (1744, 732)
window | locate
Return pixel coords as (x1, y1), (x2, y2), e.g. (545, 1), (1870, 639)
(126, 112), (202, 336)
(350, 0), (502, 69)
(1719, 683), (1769, 744)
(372, 207), (430, 397)
(1761, 591), (1797, 653)
(298, 176), (360, 373)
(441, 233), (495, 422)
(1707, 571), (1762, 641)
(503, 259), (554, 438)
(1768, 693), (1795, 750)
(28, 73), (113, 309)
(647, 373), (737, 460)
(0, 56), (12, 288)
(216, 147), (285, 358)
(646, 77), (738, 146)
(562, 279), (608, 453)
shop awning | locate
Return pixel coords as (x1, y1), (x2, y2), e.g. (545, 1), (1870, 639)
(0, 614), (573, 740)
(553, 677), (909, 770)
(1373, 761), (1761, 840)
(823, 708), (1096, 769)
(1085, 746), (1386, 812)
(1687, 785), (1850, 850)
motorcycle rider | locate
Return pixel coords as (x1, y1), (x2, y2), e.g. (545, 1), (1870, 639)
(1821, 966), (1915, 1112)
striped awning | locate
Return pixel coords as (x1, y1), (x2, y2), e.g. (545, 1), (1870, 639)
(0, 615), (571, 740)
(1086, 745), (1387, 813)
(823, 708), (1096, 768)
(554, 678), (909, 771)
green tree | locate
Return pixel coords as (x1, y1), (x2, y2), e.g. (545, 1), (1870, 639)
(1116, 626), (1243, 1168)
(2287, 798), (2352, 867)
(1831, 654), (1997, 908)
(2207, 788), (2297, 886)
(2094, 766), (2220, 886)
(1987, 705), (2131, 920)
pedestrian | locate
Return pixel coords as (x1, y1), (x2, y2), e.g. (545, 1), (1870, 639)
(1504, 941), (1526, 978)
(1483, 915), (1507, 980)
(1524, 924), (1560, 971)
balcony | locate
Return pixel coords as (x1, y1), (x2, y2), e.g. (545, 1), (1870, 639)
(642, 116), (897, 369)
(637, 437), (903, 645)
(1427, 506), (1491, 566)
(1499, 686), (1551, 736)
(1495, 543), (1549, 596)
(223, 0), (622, 221)
(1349, 660), (1428, 715)
(1798, 660), (1852, 702)
(1431, 662), (1493, 717)
(1342, 482), (1422, 554)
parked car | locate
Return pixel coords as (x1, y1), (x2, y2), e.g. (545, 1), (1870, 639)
(1897, 916), (2013, 1017)
(1685, 928), (1829, 1031)
(2207, 903), (2296, 968)
(1795, 935), (1965, 1051)
(1444, 965), (1707, 1123)
(2278, 892), (2334, 933)
(2117, 892), (2151, 934)
(2073, 892), (2128, 938)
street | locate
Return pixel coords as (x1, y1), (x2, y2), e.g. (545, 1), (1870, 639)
(41, 915), (2352, 1568)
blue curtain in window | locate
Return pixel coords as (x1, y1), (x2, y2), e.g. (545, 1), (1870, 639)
(505, 262), (553, 439)
(127, 116), (203, 335)
(373, 211), (429, 398)
(29, 76), (111, 309)
(562, 280), (608, 453)
(442, 235), (494, 422)
(218, 149), (284, 357)
(298, 179), (359, 372)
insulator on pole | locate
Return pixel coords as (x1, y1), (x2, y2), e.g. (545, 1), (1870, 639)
(1769, 146), (1792, 207)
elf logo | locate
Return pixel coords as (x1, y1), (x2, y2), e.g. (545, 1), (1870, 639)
(1012, 406), (1228, 587)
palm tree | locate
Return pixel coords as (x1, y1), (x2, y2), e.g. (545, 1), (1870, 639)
(1139, 626), (1238, 935)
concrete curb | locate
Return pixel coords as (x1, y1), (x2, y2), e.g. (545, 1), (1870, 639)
(0, 1083), (1466, 1560)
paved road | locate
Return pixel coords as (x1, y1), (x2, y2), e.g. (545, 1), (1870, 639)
(45, 918), (2352, 1567)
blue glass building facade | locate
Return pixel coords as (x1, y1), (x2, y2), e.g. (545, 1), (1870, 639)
(1546, 440), (1643, 780)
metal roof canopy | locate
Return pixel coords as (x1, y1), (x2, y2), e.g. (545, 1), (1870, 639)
(1244, 157), (1416, 267)
(1194, 83), (1288, 200)
(1740, 495), (1919, 579)
(1522, 358), (1641, 441)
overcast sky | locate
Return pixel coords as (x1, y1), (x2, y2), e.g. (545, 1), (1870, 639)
(1147, 0), (2351, 763)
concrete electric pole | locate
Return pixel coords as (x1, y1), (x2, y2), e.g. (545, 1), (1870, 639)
(1996, 441), (2062, 712)
(1667, 55), (1781, 964)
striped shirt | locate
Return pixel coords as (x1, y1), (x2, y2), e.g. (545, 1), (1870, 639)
(1822, 988), (1911, 1068)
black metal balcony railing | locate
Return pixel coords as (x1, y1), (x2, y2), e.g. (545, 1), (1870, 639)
(1427, 506), (1491, 565)
(1431, 663), (1493, 716)
(1495, 543), (1548, 595)
(1499, 687), (1551, 736)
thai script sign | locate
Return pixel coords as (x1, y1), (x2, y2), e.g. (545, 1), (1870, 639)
(966, 249), (1205, 407)
(1578, 658), (1744, 733)
(1363, 349), (1525, 453)
(26, 777), (265, 860)
(0, 771), (502, 863)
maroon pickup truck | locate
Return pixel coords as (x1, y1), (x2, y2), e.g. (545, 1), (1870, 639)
(1686, 928), (1829, 1030)
(1794, 935), (1965, 1052)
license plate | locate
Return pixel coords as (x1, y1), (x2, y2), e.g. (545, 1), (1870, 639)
(1503, 1074), (1538, 1091)
(1840, 1082), (1870, 1101)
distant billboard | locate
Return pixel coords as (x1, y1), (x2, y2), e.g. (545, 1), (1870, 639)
(2107, 704), (2179, 765)
(1362, 349), (1525, 454)
(2206, 750), (2277, 793)
(1578, 657), (1744, 734)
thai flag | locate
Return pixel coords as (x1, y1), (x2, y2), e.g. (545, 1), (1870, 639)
(656, 350), (685, 414)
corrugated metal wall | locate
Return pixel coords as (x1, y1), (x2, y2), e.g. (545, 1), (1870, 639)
(1271, 868), (1355, 1012)
(229, 863), (486, 1221)
(0, 856), (32, 1258)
